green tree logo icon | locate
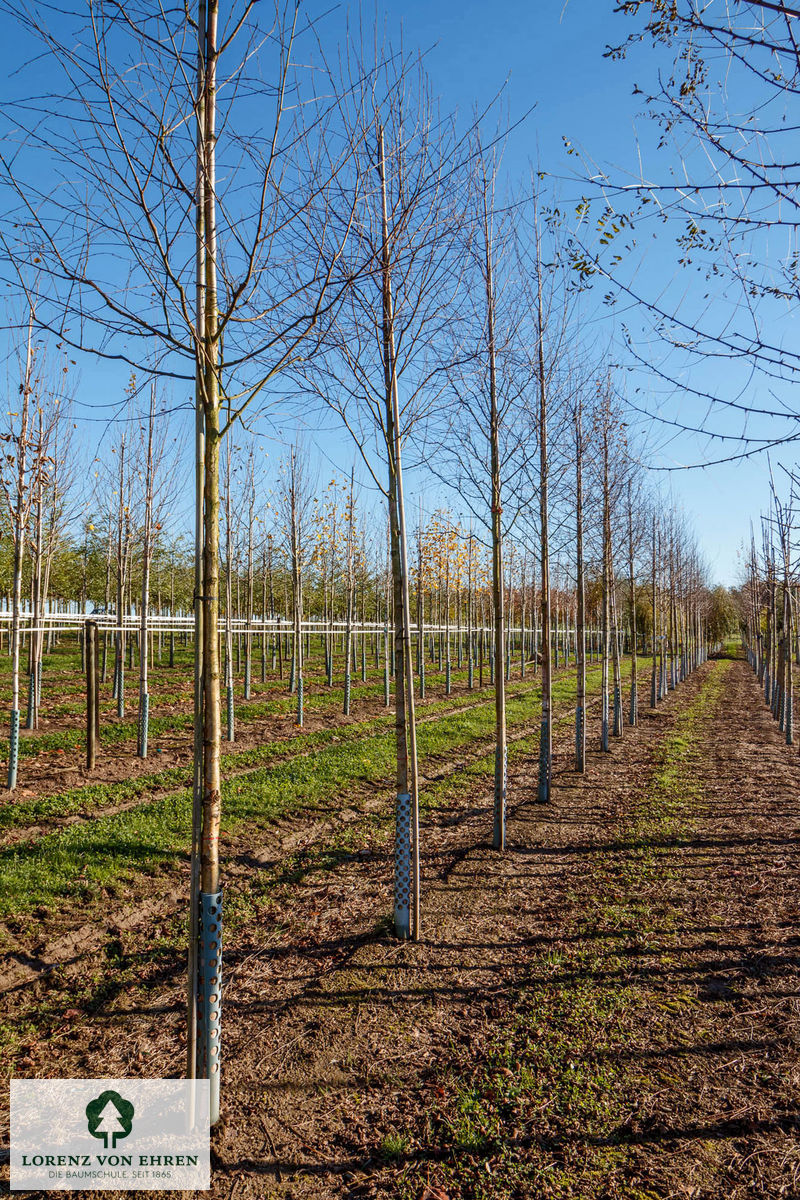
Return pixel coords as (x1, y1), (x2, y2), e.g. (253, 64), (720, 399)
(85, 1091), (135, 1149)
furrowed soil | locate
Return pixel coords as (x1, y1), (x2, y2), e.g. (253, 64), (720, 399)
(0, 657), (622, 977)
(2, 651), (800, 1199)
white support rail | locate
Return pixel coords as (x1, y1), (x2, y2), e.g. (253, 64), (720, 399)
(0, 611), (595, 639)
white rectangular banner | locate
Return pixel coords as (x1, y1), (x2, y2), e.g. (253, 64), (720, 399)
(10, 1079), (210, 1191)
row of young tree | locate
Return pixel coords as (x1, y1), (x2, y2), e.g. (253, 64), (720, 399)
(2, 354), (723, 856)
(0, 1), (732, 1121)
(742, 472), (800, 743)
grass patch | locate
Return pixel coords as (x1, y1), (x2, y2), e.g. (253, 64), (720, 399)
(0, 673), (555, 835)
(0, 662), (626, 927)
(400, 661), (730, 1199)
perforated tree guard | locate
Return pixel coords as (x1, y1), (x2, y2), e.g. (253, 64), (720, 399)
(8, 708), (19, 790)
(118, 661), (125, 719)
(225, 686), (235, 739)
(139, 693), (149, 757)
(198, 890), (222, 1125)
(25, 670), (35, 729)
(394, 792), (411, 939)
(575, 705), (584, 764)
(297, 676), (304, 726)
(493, 744), (507, 849)
(537, 717), (550, 804)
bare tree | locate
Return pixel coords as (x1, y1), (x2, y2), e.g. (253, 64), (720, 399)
(574, 392), (587, 771)
(0, 0), (373, 1118)
(0, 310), (39, 788)
(433, 146), (533, 847)
(517, 185), (579, 804)
(343, 468), (357, 716)
(136, 383), (177, 758)
(569, 1), (800, 465)
(277, 446), (315, 728)
(296, 46), (466, 938)
(24, 348), (75, 731)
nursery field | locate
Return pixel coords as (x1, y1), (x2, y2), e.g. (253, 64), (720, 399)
(2, 644), (798, 1199)
(0, 635), (620, 966)
(0, 1), (794, 1196)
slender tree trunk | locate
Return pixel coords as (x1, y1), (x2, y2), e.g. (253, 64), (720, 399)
(115, 435), (127, 720)
(245, 480), (254, 700)
(138, 384), (156, 758)
(483, 197), (507, 845)
(575, 398), (586, 772)
(651, 515), (658, 708)
(194, 0), (222, 1128)
(601, 421), (611, 752)
(785, 580), (794, 743)
(611, 581), (623, 737)
(26, 472), (43, 730)
(7, 314), (33, 790)
(536, 224), (552, 805)
(102, 522), (112, 683)
(378, 122), (420, 939)
(627, 483), (638, 726)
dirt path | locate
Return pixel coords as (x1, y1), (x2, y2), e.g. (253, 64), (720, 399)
(602, 655), (800, 1198)
(0, 663), (616, 988)
(4, 654), (800, 1200)
(207, 659), (718, 1198)
(209, 654), (800, 1199)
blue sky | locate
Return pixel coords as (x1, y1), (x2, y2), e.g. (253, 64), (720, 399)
(374, 0), (773, 586)
(2, 0), (786, 586)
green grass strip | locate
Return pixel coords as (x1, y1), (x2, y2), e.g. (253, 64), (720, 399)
(0, 675), (556, 834)
(0, 664), (620, 920)
(400, 662), (729, 1200)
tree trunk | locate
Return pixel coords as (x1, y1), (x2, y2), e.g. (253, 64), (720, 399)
(575, 398), (586, 773)
(627, 482), (638, 726)
(7, 313), (33, 790)
(138, 384), (156, 759)
(378, 122), (420, 939)
(194, 0), (223, 1128)
(536, 224), (552, 805)
(482, 199), (507, 846)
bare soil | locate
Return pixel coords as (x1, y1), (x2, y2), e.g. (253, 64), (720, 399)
(3, 654), (799, 1200)
(0, 663), (526, 812)
(0, 667), (612, 986)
